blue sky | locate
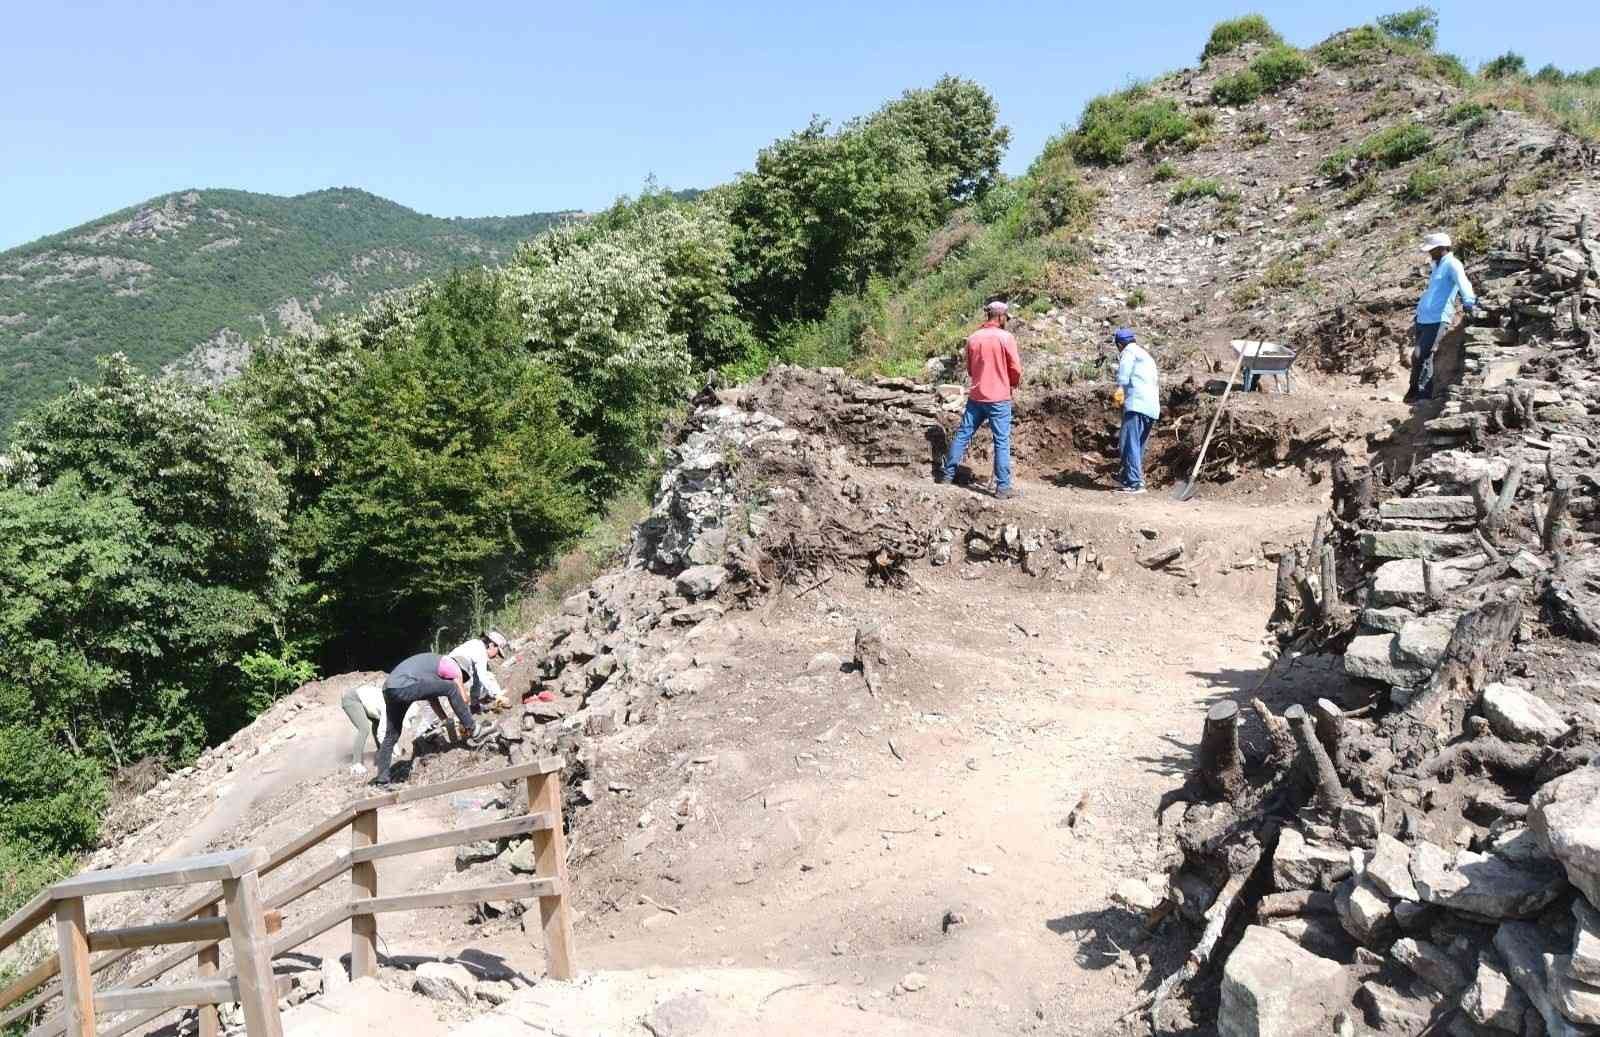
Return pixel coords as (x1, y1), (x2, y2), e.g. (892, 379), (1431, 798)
(3, 0), (1597, 251)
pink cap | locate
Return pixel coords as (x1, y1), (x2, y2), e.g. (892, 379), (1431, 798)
(436, 656), (462, 681)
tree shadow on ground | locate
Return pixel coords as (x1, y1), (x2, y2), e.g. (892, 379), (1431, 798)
(1045, 905), (1152, 972)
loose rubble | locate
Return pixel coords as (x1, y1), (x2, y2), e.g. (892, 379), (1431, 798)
(1150, 181), (1600, 1035)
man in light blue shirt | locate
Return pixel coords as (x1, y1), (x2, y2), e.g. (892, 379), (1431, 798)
(1113, 327), (1160, 494)
(1409, 232), (1477, 402)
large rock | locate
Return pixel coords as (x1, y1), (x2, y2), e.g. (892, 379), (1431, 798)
(1410, 842), (1566, 919)
(1335, 876), (1394, 945)
(673, 565), (727, 601)
(1495, 921), (1593, 1037)
(1355, 980), (1439, 1034)
(1345, 633), (1432, 687)
(1530, 768), (1600, 905)
(1361, 606), (1418, 634)
(1380, 496), (1479, 521)
(1274, 827), (1354, 891)
(1549, 955), (1600, 1025)
(1481, 683), (1571, 744)
(1368, 834), (1421, 902)
(1370, 558), (1473, 607)
(1360, 530), (1475, 560)
(1413, 451), (1509, 491)
(1395, 611), (1463, 669)
(1573, 899), (1600, 984)
(1461, 953), (1531, 1031)
(1392, 937), (1469, 995)
(414, 961), (477, 1003)
(1218, 925), (1349, 1037)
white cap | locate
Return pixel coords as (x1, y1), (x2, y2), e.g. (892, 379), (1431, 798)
(485, 630), (509, 652)
(984, 300), (1009, 315)
(1421, 232), (1452, 251)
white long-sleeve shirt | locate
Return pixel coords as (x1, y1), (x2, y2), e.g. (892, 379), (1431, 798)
(449, 639), (506, 703)
(353, 682), (387, 741)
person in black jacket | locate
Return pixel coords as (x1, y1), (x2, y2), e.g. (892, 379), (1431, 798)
(373, 652), (488, 783)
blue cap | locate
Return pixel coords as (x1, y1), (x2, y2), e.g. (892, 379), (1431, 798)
(1113, 327), (1136, 344)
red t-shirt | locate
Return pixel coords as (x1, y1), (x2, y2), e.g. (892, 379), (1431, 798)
(965, 322), (1022, 402)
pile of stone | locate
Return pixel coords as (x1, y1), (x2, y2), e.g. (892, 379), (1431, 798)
(1158, 199), (1599, 1036)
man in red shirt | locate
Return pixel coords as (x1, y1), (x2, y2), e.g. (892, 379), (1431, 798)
(937, 300), (1023, 498)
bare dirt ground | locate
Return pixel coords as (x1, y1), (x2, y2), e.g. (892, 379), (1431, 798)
(73, 368), (1400, 1037)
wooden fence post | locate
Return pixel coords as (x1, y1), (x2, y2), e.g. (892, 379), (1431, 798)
(54, 897), (94, 1037)
(350, 808), (379, 979)
(222, 871), (283, 1037)
(196, 902), (221, 1037)
(526, 771), (576, 980)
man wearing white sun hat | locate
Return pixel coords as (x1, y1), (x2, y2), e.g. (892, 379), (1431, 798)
(1408, 231), (1477, 403)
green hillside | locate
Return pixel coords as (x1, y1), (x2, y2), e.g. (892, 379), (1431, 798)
(0, 187), (575, 433)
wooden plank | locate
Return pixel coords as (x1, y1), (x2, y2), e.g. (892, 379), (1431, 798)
(92, 904), (353, 1037)
(86, 910), (282, 952)
(528, 772), (577, 981)
(352, 879), (558, 915)
(391, 757), (562, 806)
(94, 978), (235, 1013)
(265, 854), (351, 911)
(52, 899), (93, 1037)
(49, 849), (267, 900)
(348, 812), (555, 865)
(0, 956), (58, 1018)
(350, 809), (379, 980)
(0, 890), (56, 958)
(196, 903), (221, 1037)
(268, 902), (353, 957)
(222, 873), (283, 1037)
(93, 975), (291, 1015)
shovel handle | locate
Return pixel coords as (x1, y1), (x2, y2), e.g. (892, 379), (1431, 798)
(1182, 344), (1253, 488)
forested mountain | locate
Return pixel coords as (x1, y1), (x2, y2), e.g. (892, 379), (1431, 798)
(0, 188), (574, 432)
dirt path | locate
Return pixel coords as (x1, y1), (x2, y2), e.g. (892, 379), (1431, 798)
(436, 465), (1343, 1036)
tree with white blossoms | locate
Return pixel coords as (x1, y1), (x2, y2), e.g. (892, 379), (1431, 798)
(509, 224), (695, 497)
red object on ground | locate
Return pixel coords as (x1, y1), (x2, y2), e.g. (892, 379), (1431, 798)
(537, 690), (555, 702)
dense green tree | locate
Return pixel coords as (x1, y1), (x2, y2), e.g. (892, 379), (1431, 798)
(1377, 7), (1439, 49)
(868, 76), (1012, 207)
(4, 358), (291, 751)
(729, 118), (940, 325)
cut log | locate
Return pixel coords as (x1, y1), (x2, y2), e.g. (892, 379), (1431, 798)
(1200, 701), (1249, 804)
(1394, 598), (1522, 763)
(1272, 552), (1300, 625)
(1420, 738), (1544, 779)
(1286, 704), (1347, 813)
(1332, 461), (1374, 521)
(1256, 890), (1336, 919)
(1543, 477), (1572, 554)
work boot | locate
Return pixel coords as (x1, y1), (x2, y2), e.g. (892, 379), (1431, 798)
(465, 727), (494, 750)
(995, 486), (1023, 500)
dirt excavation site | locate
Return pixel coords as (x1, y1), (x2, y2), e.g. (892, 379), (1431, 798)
(11, 95), (1600, 1037)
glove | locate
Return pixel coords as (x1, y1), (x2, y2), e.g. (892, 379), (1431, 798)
(1113, 388), (1125, 407)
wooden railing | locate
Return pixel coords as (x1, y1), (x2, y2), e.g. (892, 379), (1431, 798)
(0, 756), (574, 1037)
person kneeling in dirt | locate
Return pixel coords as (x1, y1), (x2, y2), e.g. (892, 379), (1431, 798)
(1113, 328), (1160, 495)
(340, 682), (386, 775)
(937, 299), (1023, 499)
(373, 653), (489, 784)
(449, 630), (510, 712)
(1408, 231), (1477, 403)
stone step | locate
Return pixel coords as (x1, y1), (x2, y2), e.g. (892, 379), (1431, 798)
(1360, 530), (1475, 561)
(1379, 496), (1478, 521)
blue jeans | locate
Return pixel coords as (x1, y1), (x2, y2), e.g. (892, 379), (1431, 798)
(942, 400), (1013, 489)
(1120, 411), (1154, 489)
(1409, 322), (1442, 399)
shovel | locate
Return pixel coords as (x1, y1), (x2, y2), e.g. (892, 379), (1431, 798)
(1172, 343), (1252, 502)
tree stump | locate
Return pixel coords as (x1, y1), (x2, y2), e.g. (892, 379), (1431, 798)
(1200, 701), (1248, 804)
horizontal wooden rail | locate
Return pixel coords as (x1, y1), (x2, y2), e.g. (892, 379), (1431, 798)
(86, 911), (282, 953)
(352, 879), (557, 916)
(50, 850), (267, 901)
(349, 812), (554, 866)
(94, 903), (353, 1037)
(4, 756), (570, 1037)
(92, 975), (290, 1015)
